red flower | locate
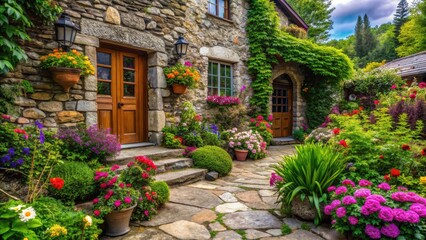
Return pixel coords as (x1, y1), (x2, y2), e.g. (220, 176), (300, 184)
(402, 144), (410, 151)
(410, 93), (416, 99)
(390, 168), (401, 177)
(93, 198), (99, 204)
(100, 183), (107, 188)
(359, 106), (364, 111)
(339, 139), (349, 148)
(142, 172), (149, 179)
(374, 100), (380, 105)
(1, 114), (10, 120)
(421, 149), (426, 156)
(419, 82), (426, 89)
(194, 114), (202, 122)
(384, 174), (391, 182)
(352, 110), (360, 115)
(135, 156), (157, 170)
(119, 182), (125, 188)
(174, 136), (183, 144)
(93, 210), (101, 216)
(332, 128), (340, 135)
(257, 115), (264, 121)
(50, 177), (64, 190)
(379, 155), (384, 159)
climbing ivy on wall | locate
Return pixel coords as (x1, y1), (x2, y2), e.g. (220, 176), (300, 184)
(247, 0), (354, 127)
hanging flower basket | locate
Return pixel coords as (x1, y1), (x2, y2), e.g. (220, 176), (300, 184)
(172, 84), (188, 94)
(50, 67), (82, 92)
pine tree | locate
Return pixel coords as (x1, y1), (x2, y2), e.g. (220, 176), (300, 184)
(393, 0), (410, 41)
(363, 14), (377, 54)
(355, 16), (364, 57)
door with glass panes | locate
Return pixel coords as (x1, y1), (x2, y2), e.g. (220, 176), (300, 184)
(272, 81), (293, 137)
(96, 48), (147, 144)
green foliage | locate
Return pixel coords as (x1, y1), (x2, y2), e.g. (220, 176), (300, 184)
(281, 223), (292, 235)
(285, 0), (334, 42)
(150, 181), (170, 206)
(292, 129), (305, 142)
(273, 143), (345, 224)
(0, 0), (61, 74)
(40, 49), (95, 77)
(397, 17), (424, 57)
(163, 63), (200, 88)
(247, 0), (353, 116)
(282, 24), (307, 39)
(209, 104), (248, 131)
(162, 132), (182, 148)
(0, 80), (34, 115)
(355, 16), (364, 58)
(201, 131), (221, 146)
(393, 0), (410, 41)
(344, 69), (403, 96)
(48, 161), (96, 204)
(301, 223), (311, 231)
(191, 146), (233, 176)
(362, 60), (386, 72)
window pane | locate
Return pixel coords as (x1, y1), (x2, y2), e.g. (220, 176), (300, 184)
(124, 70), (135, 83)
(220, 64), (226, 77)
(272, 98), (276, 104)
(283, 106), (288, 112)
(225, 77), (231, 88)
(124, 84), (135, 96)
(123, 56), (135, 69)
(212, 75), (218, 87)
(97, 52), (111, 65)
(219, 0), (225, 18)
(208, 2), (216, 15)
(212, 63), (218, 76)
(98, 82), (111, 95)
(225, 88), (231, 96)
(272, 106), (277, 112)
(97, 67), (111, 80)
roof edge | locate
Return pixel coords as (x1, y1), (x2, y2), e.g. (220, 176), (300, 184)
(274, 0), (309, 31)
(383, 51), (426, 67)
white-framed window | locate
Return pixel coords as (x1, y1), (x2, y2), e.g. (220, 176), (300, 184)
(208, 61), (233, 96)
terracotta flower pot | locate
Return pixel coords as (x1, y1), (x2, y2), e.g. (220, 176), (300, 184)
(172, 84), (187, 94)
(50, 67), (82, 92)
(103, 204), (136, 237)
(234, 149), (249, 161)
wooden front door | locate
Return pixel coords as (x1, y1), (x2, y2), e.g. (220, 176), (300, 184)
(96, 48), (147, 144)
(272, 83), (293, 137)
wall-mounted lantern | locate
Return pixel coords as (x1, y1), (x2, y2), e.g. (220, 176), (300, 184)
(54, 13), (78, 52)
(174, 36), (189, 59)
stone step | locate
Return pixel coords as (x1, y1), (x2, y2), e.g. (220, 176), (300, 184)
(155, 168), (208, 187)
(117, 158), (193, 174)
(271, 137), (298, 146)
(107, 146), (184, 165)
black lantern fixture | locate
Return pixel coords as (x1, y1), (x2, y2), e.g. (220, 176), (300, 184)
(174, 36), (189, 59)
(54, 13), (78, 52)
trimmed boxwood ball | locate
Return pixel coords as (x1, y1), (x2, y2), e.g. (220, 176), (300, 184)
(48, 161), (96, 204)
(191, 146), (232, 176)
(150, 181), (170, 206)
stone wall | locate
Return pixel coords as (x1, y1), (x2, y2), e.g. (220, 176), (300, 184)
(0, 0), (305, 142)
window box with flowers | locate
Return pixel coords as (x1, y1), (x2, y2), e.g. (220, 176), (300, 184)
(40, 49), (95, 92)
(164, 61), (200, 94)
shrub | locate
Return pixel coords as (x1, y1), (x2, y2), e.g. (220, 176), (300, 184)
(326, 180), (426, 239)
(150, 181), (170, 206)
(162, 132), (182, 148)
(292, 128), (305, 142)
(273, 143), (346, 224)
(201, 131), (221, 146)
(48, 161), (96, 204)
(191, 146), (233, 176)
(249, 115), (274, 146)
(209, 104), (249, 131)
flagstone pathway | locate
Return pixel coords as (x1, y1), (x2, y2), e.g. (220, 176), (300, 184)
(103, 145), (345, 240)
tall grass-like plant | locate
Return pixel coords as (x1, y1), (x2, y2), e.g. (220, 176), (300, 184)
(273, 143), (345, 224)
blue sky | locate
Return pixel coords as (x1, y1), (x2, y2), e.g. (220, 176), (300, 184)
(330, 0), (416, 39)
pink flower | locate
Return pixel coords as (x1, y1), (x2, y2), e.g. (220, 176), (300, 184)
(104, 194), (111, 200)
(119, 183), (125, 188)
(381, 223), (400, 238)
(331, 219), (336, 224)
(250, 118), (255, 123)
(268, 114), (273, 122)
(184, 61), (193, 67)
(419, 82), (426, 89)
(92, 198), (99, 204)
(142, 172), (149, 179)
(94, 210), (101, 216)
(144, 210), (149, 216)
(391, 84), (397, 89)
(114, 200), (121, 207)
(410, 93), (417, 99)
(365, 224), (381, 239)
(124, 197), (132, 204)
(100, 183), (107, 189)
(110, 164), (120, 171)
(330, 200), (341, 209)
(393, 208), (407, 222)
(127, 161), (135, 167)
(377, 182), (391, 191)
(324, 205), (333, 215)
(359, 179), (372, 187)
(354, 188), (371, 198)
(348, 216), (358, 225)
(327, 186), (336, 192)
(269, 172), (283, 186)
(366, 194), (386, 203)
(406, 210), (420, 223)
(257, 115), (264, 121)
(397, 186), (408, 191)
(410, 203), (426, 217)
(342, 179), (355, 187)
(335, 186), (347, 195)
(342, 196), (357, 205)
(361, 199), (381, 215)
(374, 100), (380, 105)
(336, 207), (346, 218)
(378, 206), (394, 222)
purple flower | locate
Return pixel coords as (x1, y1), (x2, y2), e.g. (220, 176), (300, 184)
(15, 158), (24, 167)
(206, 96), (240, 106)
(361, 199), (381, 215)
(335, 186), (347, 195)
(348, 216), (358, 225)
(22, 147), (30, 155)
(342, 196), (357, 205)
(393, 208), (407, 222)
(35, 120), (43, 129)
(269, 172), (283, 186)
(342, 179), (355, 187)
(365, 225), (381, 239)
(336, 207), (346, 218)
(358, 179), (372, 187)
(397, 186), (408, 191)
(378, 206), (394, 222)
(366, 194), (386, 203)
(354, 188), (371, 198)
(8, 148), (15, 156)
(381, 223), (400, 238)
(391, 192), (409, 202)
(324, 205), (333, 215)
(39, 130), (45, 144)
(327, 186), (336, 192)
(377, 182), (391, 191)
(410, 203), (426, 217)
(184, 61), (193, 67)
(240, 85), (247, 92)
(406, 210), (420, 223)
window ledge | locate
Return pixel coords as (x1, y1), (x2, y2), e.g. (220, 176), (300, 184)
(206, 13), (234, 24)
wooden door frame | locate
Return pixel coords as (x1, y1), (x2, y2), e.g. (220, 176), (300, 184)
(272, 81), (293, 137)
(96, 44), (148, 143)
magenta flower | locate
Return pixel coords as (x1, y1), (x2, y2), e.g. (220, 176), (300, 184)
(391, 84), (397, 89)
(358, 179), (372, 187)
(342, 196), (357, 205)
(361, 199), (381, 215)
(114, 200), (121, 207)
(365, 224), (381, 239)
(110, 164), (120, 171)
(324, 205), (333, 215)
(330, 200), (341, 209)
(410, 203), (426, 217)
(124, 197), (132, 204)
(342, 179), (355, 187)
(92, 198), (99, 204)
(335, 186), (348, 195)
(406, 210), (420, 223)
(327, 186), (336, 192)
(381, 223), (400, 238)
(268, 114), (273, 122)
(348, 216), (358, 225)
(354, 188), (371, 198)
(393, 208), (407, 222)
(336, 207), (347, 218)
(269, 172), (283, 186)
(377, 182), (391, 191)
(397, 186), (408, 191)
(240, 85), (247, 92)
(144, 210), (149, 216)
(366, 194), (386, 203)
(184, 61), (193, 67)
(378, 206), (394, 222)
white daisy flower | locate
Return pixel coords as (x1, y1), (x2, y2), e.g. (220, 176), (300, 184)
(9, 204), (25, 212)
(19, 207), (36, 222)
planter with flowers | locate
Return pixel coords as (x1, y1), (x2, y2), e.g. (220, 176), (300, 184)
(92, 165), (139, 237)
(228, 128), (267, 160)
(164, 61), (200, 94)
(325, 179), (426, 239)
(40, 49), (95, 92)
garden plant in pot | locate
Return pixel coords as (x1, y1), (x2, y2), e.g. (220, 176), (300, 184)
(40, 49), (95, 92)
(228, 128), (267, 161)
(164, 61), (200, 94)
(92, 165), (139, 237)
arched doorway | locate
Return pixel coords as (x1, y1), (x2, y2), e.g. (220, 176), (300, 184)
(272, 74), (293, 137)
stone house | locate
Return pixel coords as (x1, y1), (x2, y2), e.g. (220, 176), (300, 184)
(1, 0), (308, 146)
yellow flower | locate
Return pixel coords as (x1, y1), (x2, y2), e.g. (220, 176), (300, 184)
(72, 61), (77, 65)
(72, 49), (77, 54)
(23, 238), (28, 240)
(84, 56), (89, 60)
(48, 224), (67, 237)
(420, 176), (426, 184)
(83, 215), (92, 227)
(67, 56), (74, 61)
